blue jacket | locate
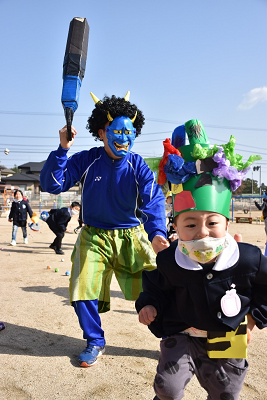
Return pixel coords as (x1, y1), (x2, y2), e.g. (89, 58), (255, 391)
(40, 146), (166, 242)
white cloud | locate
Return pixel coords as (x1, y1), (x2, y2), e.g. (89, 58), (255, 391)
(238, 86), (267, 110)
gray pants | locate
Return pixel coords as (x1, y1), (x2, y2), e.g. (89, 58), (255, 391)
(154, 334), (248, 400)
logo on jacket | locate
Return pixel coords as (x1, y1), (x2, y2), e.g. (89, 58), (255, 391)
(95, 176), (102, 181)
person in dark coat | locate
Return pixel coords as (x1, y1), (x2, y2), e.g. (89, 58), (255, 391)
(46, 201), (80, 255)
(254, 192), (267, 239)
(8, 189), (33, 245)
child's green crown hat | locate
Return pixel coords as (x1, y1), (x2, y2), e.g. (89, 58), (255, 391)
(159, 119), (261, 219)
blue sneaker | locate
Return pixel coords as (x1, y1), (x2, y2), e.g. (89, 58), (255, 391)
(78, 344), (105, 367)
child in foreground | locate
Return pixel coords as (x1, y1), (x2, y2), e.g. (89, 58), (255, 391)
(136, 119), (267, 400)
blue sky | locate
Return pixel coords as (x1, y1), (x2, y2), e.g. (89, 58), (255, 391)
(0, 0), (266, 188)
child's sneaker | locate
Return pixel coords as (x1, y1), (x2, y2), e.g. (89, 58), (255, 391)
(55, 248), (64, 255)
(78, 344), (105, 367)
(23, 238), (28, 244)
(0, 322), (6, 331)
(9, 240), (16, 246)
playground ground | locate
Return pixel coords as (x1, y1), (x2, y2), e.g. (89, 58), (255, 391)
(0, 211), (267, 400)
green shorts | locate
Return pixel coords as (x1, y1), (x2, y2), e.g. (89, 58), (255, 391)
(69, 224), (156, 313)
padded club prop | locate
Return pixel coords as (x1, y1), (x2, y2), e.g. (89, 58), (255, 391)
(61, 17), (89, 141)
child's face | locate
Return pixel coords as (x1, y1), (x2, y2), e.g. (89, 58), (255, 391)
(174, 210), (229, 241)
(166, 196), (172, 204)
(14, 191), (23, 201)
(71, 206), (80, 214)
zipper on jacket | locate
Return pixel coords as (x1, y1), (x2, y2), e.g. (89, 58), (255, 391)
(109, 159), (115, 192)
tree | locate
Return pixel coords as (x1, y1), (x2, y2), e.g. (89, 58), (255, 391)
(260, 182), (267, 194)
(233, 181), (244, 195)
(11, 164), (21, 174)
(241, 178), (259, 194)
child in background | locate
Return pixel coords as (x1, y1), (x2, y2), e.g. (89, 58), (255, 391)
(254, 192), (267, 241)
(8, 189), (33, 245)
(136, 119), (267, 400)
(165, 191), (178, 243)
(46, 201), (80, 255)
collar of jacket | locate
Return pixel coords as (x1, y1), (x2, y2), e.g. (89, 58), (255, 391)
(175, 233), (239, 272)
(100, 146), (132, 168)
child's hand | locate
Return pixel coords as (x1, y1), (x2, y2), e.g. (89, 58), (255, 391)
(247, 313), (256, 344)
(152, 235), (169, 254)
(59, 125), (77, 149)
(8, 218), (12, 222)
(234, 234), (242, 243)
(168, 233), (179, 242)
(138, 305), (157, 325)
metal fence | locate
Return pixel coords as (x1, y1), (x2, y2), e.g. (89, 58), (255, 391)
(28, 191), (81, 211)
(0, 190), (81, 214)
(0, 189), (263, 218)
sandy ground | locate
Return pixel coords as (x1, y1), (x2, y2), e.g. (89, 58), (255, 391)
(0, 210), (267, 400)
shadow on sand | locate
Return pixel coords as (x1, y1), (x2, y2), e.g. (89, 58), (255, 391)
(0, 323), (159, 367)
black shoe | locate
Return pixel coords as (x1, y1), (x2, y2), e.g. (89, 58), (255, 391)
(49, 244), (56, 250)
(55, 248), (64, 255)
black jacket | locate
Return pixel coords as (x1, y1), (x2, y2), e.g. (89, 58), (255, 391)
(255, 200), (267, 219)
(9, 200), (33, 223)
(46, 207), (71, 234)
(136, 241), (267, 338)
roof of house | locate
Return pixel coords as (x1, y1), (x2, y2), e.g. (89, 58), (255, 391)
(4, 173), (41, 182)
(1, 168), (15, 175)
(18, 161), (46, 173)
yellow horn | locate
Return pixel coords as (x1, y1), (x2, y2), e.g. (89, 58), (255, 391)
(90, 92), (102, 104)
(124, 91), (130, 101)
(107, 111), (113, 122)
(131, 111), (137, 124)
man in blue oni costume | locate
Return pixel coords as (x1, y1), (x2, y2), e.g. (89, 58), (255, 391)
(40, 91), (168, 367)
(105, 112), (137, 157)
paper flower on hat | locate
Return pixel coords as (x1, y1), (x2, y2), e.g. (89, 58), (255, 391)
(164, 154), (197, 184)
(211, 136), (261, 191)
(212, 146), (250, 191)
(158, 139), (182, 185)
(190, 135), (261, 191)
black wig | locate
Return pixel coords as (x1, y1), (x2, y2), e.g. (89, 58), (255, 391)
(86, 95), (145, 140)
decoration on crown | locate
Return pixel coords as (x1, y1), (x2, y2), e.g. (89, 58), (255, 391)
(158, 119), (261, 218)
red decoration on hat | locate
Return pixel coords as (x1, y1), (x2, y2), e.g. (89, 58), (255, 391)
(158, 138), (182, 185)
(174, 191), (196, 213)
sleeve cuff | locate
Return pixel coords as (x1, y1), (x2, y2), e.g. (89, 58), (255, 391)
(56, 145), (69, 157)
(149, 230), (167, 243)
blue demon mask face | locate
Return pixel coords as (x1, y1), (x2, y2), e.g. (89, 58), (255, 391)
(105, 116), (136, 157)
